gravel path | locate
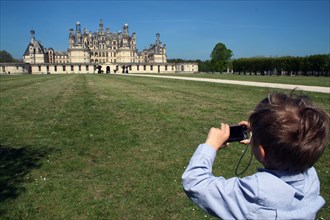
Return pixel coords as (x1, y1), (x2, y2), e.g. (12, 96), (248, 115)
(121, 74), (330, 94)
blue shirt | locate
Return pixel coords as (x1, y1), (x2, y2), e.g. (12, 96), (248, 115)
(182, 144), (325, 219)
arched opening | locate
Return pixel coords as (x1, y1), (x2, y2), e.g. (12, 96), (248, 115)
(106, 66), (110, 73)
(97, 65), (103, 74)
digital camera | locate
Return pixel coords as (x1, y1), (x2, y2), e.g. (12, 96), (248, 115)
(228, 125), (249, 142)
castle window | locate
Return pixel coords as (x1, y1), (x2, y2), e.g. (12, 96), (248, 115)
(165, 65), (167, 71)
(86, 65), (89, 71)
(150, 65), (153, 71)
(38, 66), (41, 71)
(63, 65), (66, 71)
(144, 65), (146, 71)
(55, 66), (57, 72)
(137, 65), (139, 71)
(79, 65), (81, 71)
(71, 65), (74, 71)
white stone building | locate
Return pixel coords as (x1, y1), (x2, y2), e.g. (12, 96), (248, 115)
(1, 19), (198, 75)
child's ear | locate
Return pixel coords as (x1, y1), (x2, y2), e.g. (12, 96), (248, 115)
(258, 144), (266, 162)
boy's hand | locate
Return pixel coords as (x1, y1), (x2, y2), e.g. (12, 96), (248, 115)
(205, 123), (230, 151)
(239, 121), (251, 145)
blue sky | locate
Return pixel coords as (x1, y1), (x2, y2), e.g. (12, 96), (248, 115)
(0, 0), (329, 60)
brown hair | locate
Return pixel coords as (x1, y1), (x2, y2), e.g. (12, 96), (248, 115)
(249, 92), (330, 173)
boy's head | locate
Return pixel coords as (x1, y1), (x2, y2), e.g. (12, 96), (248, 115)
(249, 92), (330, 173)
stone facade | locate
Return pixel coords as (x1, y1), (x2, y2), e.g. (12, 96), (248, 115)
(0, 19), (197, 75)
(0, 63), (30, 75)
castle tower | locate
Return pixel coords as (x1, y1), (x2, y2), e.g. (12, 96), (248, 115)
(123, 23), (129, 36)
(156, 33), (160, 46)
(131, 32), (136, 49)
(99, 19), (104, 35)
(69, 28), (74, 48)
(155, 33), (160, 54)
(76, 21), (81, 33)
(75, 21), (82, 45)
(23, 30), (46, 64)
(68, 21), (90, 63)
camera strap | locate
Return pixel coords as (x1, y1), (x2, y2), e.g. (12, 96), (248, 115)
(235, 144), (253, 176)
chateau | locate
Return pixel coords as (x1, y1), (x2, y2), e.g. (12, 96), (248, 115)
(1, 19), (198, 74)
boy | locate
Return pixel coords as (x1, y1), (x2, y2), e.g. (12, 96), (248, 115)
(182, 92), (329, 219)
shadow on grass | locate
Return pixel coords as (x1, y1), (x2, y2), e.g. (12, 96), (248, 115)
(0, 145), (52, 203)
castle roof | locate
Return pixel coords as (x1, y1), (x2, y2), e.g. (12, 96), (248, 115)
(23, 40), (46, 56)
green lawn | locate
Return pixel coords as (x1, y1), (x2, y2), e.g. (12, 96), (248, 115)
(0, 74), (329, 219)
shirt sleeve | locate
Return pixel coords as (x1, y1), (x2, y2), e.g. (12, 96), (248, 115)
(182, 143), (259, 219)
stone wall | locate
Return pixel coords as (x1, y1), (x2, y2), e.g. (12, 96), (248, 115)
(0, 63), (29, 74)
(0, 62), (198, 74)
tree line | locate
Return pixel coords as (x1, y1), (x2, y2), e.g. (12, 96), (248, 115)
(232, 55), (330, 76)
(183, 54), (330, 77)
(170, 43), (330, 77)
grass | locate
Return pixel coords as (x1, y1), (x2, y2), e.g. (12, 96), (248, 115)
(0, 74), (329, 219)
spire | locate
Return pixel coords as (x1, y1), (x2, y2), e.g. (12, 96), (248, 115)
(30, 30), (36, 43)
(76, 21), (81, 33)
(123, 23), (129, 36)
(99, 19), (104, 34)
(156, 33), (160, 45)
(75, 21), (82, 45)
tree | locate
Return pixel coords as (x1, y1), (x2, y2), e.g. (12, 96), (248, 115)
(0, 50), (19, 63)
(210, 43), (233, 72)
(232, 54), (329, 76)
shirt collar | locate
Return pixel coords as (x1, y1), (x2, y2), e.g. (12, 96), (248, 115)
(257, 168), (305, 182)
